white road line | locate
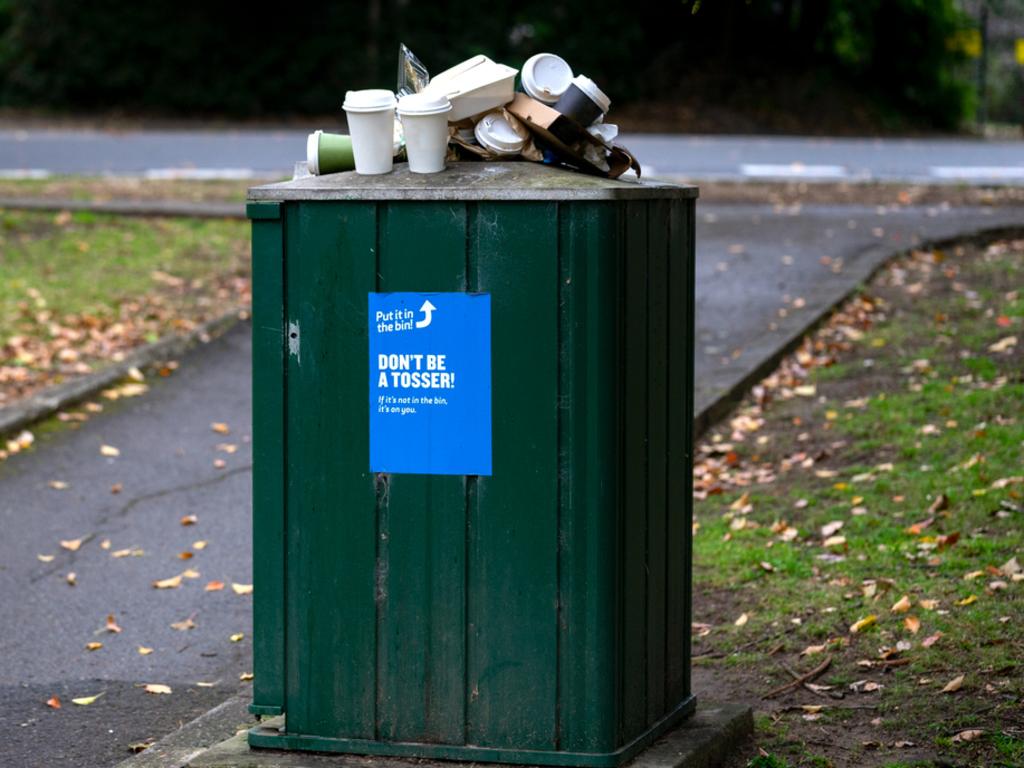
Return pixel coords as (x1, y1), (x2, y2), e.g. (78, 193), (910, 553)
(930, 166), (1024, 180)
(0, 169), (52, 179)
(144, 168), (260, 180)
(740, 163), (849, 179)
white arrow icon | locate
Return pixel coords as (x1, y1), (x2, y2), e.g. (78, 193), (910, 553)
(415, 300), (436, 329)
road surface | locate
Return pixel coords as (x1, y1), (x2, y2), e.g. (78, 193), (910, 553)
(0, 127), (1021, 184)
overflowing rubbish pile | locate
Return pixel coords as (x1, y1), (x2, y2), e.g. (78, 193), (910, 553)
(306, 45), (639, 180)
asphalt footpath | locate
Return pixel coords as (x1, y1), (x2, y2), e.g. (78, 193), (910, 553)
(0, 201), (1021, 767)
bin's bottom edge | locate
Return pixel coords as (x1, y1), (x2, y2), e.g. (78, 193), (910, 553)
(246, 695), (696, 767)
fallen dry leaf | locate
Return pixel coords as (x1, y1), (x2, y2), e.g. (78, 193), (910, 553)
(1000, 557), (1021, 577)
(213, 458), (227, 469)
(922, 631), (943, 648)
(110, 483), (123, 494)
(988, 335), (1017, 353)
(952, 729), (985, 743)
(65, 572), (76, 586)
(205, 580), (225, 592)
(904, 616), (921, 634)
(192, 541), (208, 551)
(170, 615), (196, 631)
(821, 520), (844, 538)
(196, 681), (217, 688)
(849, 680), (882, 693)
(143, 684), (172, 695)
(919, 599), (939, 610)
(891, 595), (912, 613)
(905, 516), (934, 535)
(105, 614), (122, 633)
(850, 615), (877, 634)
(152, 575), (183, 590)
(37, 554), (55, 563)
(178, 552), (194, 560)
(71, 693), (104, 706)
(239, 672), (254, 682)
(100, 540), (110, 550)
(180, 514), (198, 526)
(99, 444), (120, 457)
(942, 674), (965, 693)
(111, 548), (144, 558)
(230, 633), (244, 643)
(734, 612), (749, 627)
(137, 646), (154, 655)
(231, 583), (253, 596)
(210, 422), (230, 435)
(692, 622), (713, 637)
(955, 595), (978, 607)
(85, 642), (103, 651)
(60, 538), (83, 552)
(48, 480), (68, 490)
(729, 492), (751, 511)
(46, 696), (61, 709)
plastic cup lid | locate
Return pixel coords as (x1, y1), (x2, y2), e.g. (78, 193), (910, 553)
(343, 89), (397, 113)
(397, 92), (453, 116)
(571, 75), (610, 113)
(474, 112), (525, 154)
(522, 53), (573, 103)
(306, 130), (322, 175)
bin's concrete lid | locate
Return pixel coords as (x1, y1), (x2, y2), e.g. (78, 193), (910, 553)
(248, 162), (698, 202)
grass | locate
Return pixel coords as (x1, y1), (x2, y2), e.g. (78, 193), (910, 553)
(695, 237), (1023, 768)
(1, 210), (247, 316)
(0, 176), (263, 203)
(0, 209), (249, 410)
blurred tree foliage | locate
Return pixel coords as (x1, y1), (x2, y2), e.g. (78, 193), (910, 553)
(0, 0), (974, 128)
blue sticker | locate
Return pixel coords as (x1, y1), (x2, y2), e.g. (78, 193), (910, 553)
(369, 292), (492, 476)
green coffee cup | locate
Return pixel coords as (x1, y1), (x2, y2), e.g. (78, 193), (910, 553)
(306, 130), (355, 175)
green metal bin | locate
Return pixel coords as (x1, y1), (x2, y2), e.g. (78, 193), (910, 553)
(246, 162), (698, 766)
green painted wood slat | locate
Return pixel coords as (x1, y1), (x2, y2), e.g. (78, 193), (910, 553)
(620, 200), (649, 743)
(467, 201), (559, 750)
(375, 201), (468, 744)
(557, 202), (620, 753)
(250, 206), (286, 715)
(665, 199), (694, 706)
(284, 202), (378, 739)
(645, 199), (670, 727)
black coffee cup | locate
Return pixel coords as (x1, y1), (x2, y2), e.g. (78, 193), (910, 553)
(553, 75), (610, 128)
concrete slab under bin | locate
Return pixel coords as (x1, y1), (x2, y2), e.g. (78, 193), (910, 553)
(189, 703), (752, 768)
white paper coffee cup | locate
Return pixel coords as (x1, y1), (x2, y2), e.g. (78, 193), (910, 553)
(521, 53), (573, 105)
(397, 92), (452, 174)
(474, 112), (526, 157)
(342, 89), (398, 175)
